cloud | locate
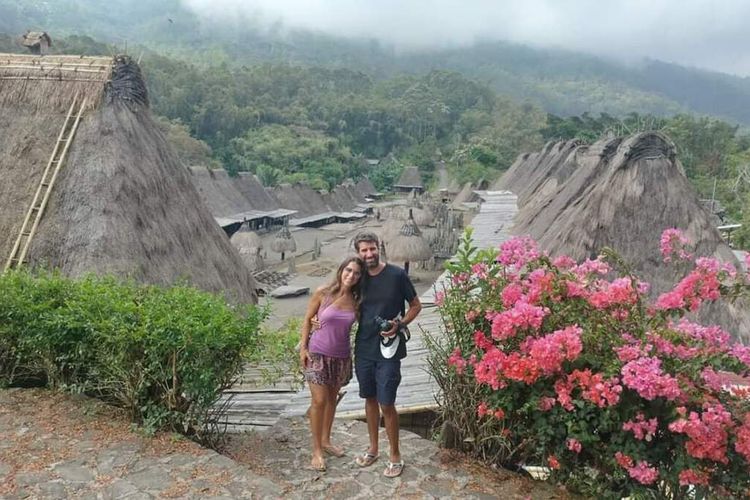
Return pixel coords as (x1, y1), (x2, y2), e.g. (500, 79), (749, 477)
(182, 0), (750, 76)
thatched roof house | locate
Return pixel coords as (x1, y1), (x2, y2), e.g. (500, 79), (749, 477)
(20, 31), (52, 55)
(0, 53), (257, 303)
(354, 176), (378, 198)
(233, 172), (279, 211)
(393, 166), (424, 193)
(502, 132), (750, 340)
(186, 166), (253, 218)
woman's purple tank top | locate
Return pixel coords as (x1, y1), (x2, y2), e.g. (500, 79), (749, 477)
(308, 297), (356, 358)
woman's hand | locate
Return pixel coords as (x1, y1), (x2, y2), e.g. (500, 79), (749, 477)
(299, 347), (311, 370)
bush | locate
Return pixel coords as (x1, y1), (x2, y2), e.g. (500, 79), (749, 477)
(427, 229), (750, 498)
(0, 271), (265, 439)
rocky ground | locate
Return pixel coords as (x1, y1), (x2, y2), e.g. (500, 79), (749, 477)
(0, 388), (575, 499)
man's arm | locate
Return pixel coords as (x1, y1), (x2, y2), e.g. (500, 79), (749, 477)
(384, 295), (422, 337)
(400, 295), (422, 327)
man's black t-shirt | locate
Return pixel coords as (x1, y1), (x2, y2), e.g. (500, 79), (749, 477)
(356, 263), (417, 361)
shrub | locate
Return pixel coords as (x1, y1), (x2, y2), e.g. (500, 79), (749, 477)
(0, 270), (265, 440)
(427, 228), (750, 498)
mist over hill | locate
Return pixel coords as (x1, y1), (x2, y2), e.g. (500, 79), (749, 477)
(3, 0), (750, 125)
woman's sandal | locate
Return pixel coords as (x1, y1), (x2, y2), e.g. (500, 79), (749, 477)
(310, 456), (327, 472)
(323, 444), (346, 457)
(383, 460), (404, 478)
(354, 451), (378, 467)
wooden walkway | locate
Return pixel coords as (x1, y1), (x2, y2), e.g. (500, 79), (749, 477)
(283, 191), (518, 419)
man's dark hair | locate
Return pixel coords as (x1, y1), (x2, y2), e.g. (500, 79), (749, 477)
(353, 231), (380, 252)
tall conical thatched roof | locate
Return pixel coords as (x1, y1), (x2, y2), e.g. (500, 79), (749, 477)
(186, 166), (252, 218)
(271, 183), (332, 218)
(506, 132), (750, 340)
(0, 53), (257, 303)
(355, 176), (377, 197)
(233, 172), (279, 211)
(388, 210), (432, 263)
(394, 166), (423, 190)
(270, 223), (297, 254)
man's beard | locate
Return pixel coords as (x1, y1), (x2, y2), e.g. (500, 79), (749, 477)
(365, 255), (380, 268)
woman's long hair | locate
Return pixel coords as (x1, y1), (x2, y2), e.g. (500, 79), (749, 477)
(321, 256), (365, 311)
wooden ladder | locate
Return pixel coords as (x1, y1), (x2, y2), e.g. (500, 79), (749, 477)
(4, 93), (87, 272)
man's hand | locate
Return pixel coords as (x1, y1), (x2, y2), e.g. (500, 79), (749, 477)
(381, 318), (400, 338)
(310, 315), (320, 330)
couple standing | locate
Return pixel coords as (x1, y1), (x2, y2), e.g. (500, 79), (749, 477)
(299, 231), (422, 477)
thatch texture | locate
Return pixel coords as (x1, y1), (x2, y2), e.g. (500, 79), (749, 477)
(506, 132), (750, 340)
(233, 172), (279, 211)
(0, 53), (257, 303)
(186, 166), (252, 217)
(271, 183), (332, 218)
(0, 53), (112, 112)
(230, 227), (264, 272)
(230, 226), (262, 250)
(270, 224), (297, 254)
(354, 176), (378, 197)
(451, 182), (478, 208)
(394, 166), (424, 189)
(388, 210), (432, 263)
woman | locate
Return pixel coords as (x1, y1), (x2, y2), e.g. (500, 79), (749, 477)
(300, 256), (364, 471)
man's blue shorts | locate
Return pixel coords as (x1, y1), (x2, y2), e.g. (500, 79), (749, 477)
(355, 357), (401, 406)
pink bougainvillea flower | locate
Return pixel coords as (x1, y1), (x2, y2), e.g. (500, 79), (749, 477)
(547, 455), (561, 470)
(622, 413), (658, 441)
(660, 228), (692, 263)
(614, 452), (634, 469)
(627, 461), (659, 485)
(448, 348), (467, 375)
(679, 469), (711, 486)
(566, 438), (582, 453)
(621, 357), (682, 401)
(497, 235), (540, 269)
(668, 402), (734, 464)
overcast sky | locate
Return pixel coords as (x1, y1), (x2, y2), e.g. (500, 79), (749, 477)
(182, 0), (750, 77)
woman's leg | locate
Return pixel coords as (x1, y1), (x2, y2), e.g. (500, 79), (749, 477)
(321, 384), (343, 454)
(309, 382), (328, 469)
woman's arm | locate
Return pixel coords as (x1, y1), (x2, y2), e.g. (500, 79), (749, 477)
(299, 288), (324, 369)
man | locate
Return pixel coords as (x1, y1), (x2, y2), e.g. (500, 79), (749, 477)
(351, 231), (422, 478)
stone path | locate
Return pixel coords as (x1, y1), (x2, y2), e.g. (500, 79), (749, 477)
(0, 389), (284, 499)
(1, 388), (573, 499)
(225, 416), (572, 499)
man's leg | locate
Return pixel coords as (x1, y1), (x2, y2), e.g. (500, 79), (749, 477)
(365, 396), (380, 455)
(375, 359), (402, 465)
(355, 358), (380, 461)
(380, 403), (401, 463)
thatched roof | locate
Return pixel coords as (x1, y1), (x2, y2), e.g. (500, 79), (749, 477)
(394, 166), (423, 189)
(505, 132), (750, 340)
(233, 172), (279, 211)
(354, 176), (378, 197)
(0, 53), (257, 303)
(230, 226), (262, 251)
(436, 162), (460, 194)
(271, 183), (332, 218)
(186, 166), (252, 218)
(230, 226), (264, 272)
(20, 32), (52, 48)
(451, 182), (478, 208)
(270, 223), (297, 254)
(387, 210), (432, 262)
